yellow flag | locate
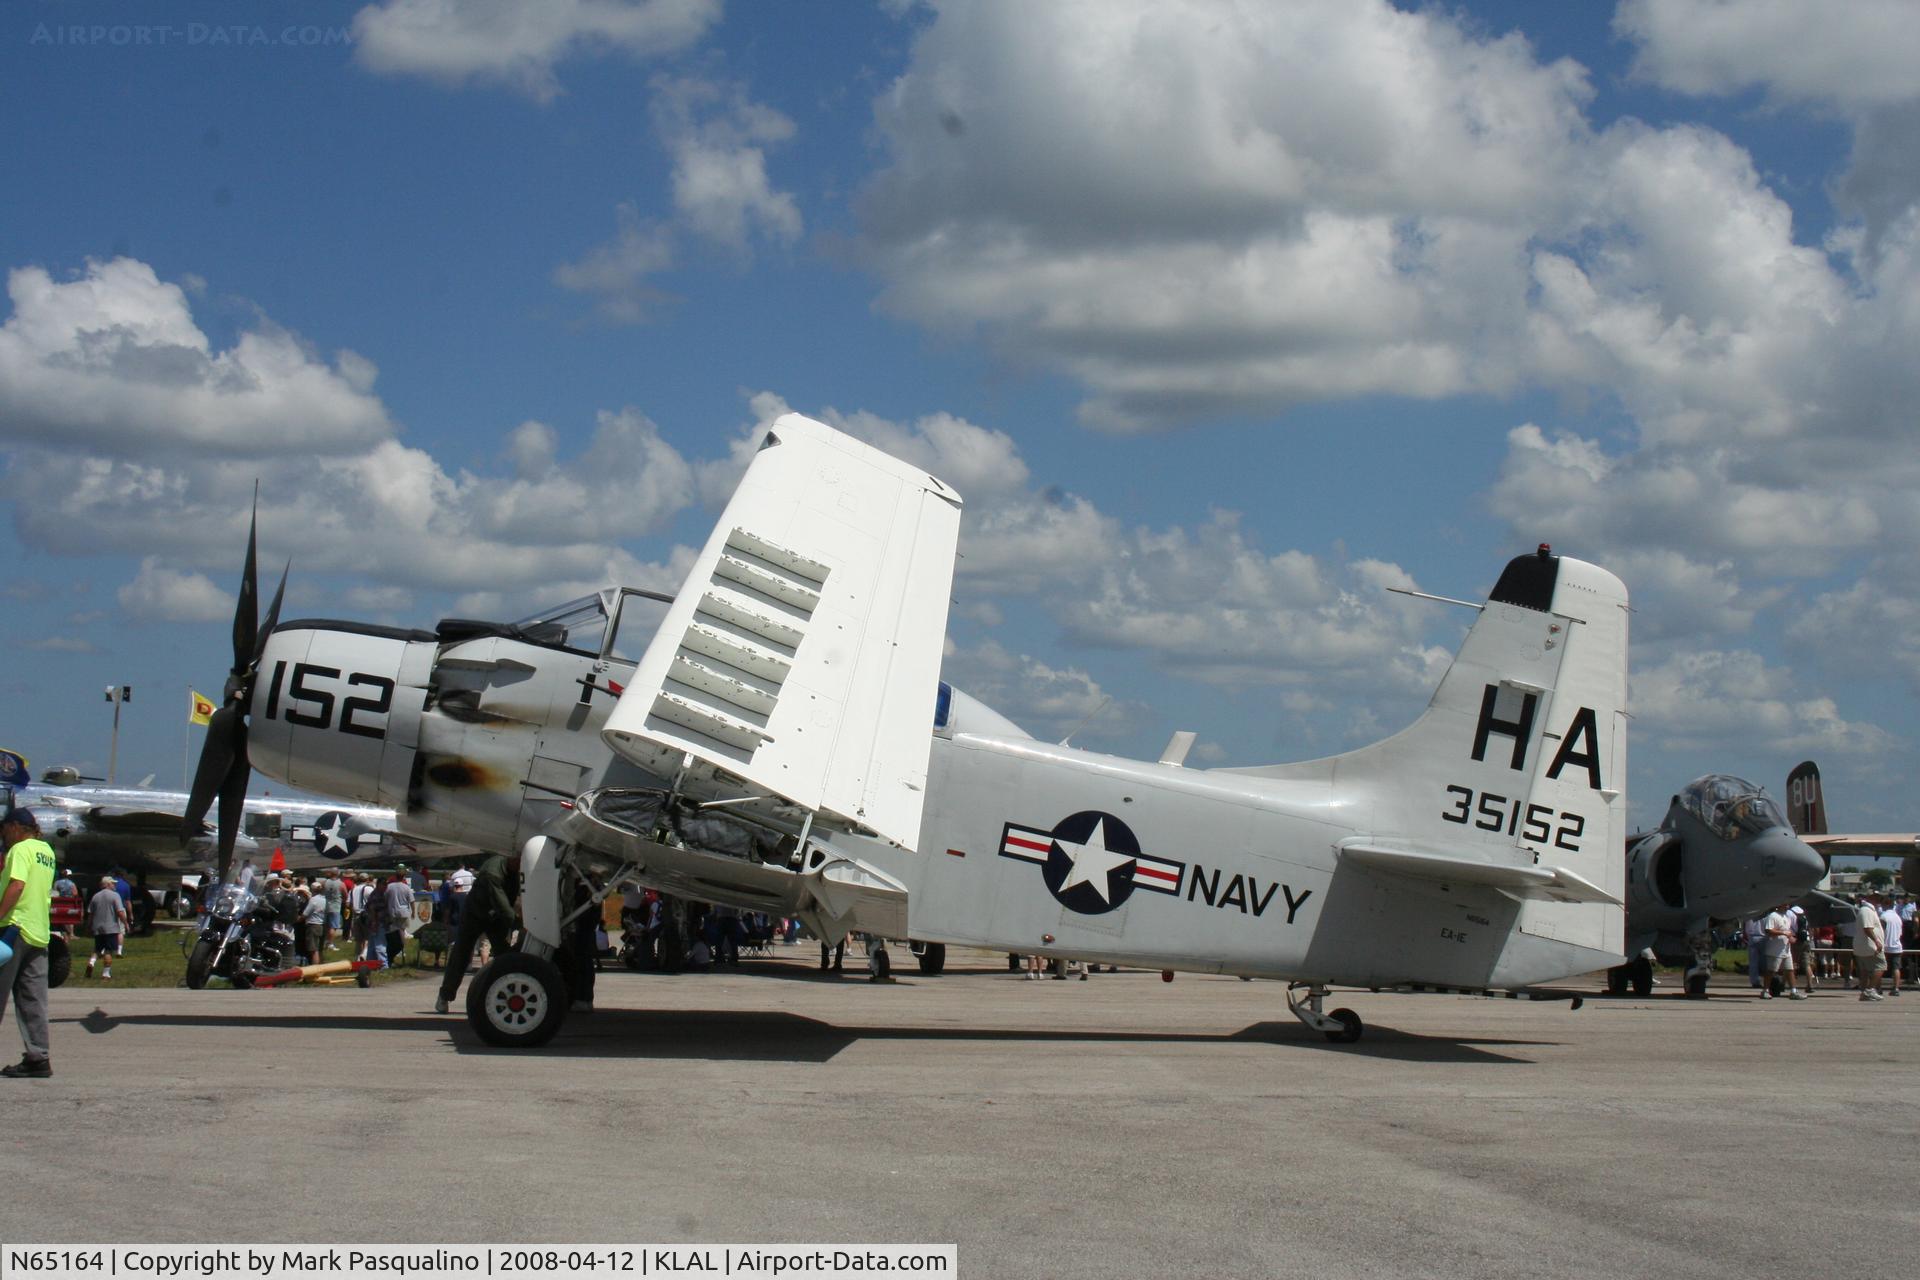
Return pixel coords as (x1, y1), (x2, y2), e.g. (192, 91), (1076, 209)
(189, 690), (216, 726)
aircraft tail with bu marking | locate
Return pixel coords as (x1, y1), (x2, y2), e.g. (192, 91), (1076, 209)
(1228, 545), (1630, 970)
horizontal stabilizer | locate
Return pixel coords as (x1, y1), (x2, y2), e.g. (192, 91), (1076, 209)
(1339, 841), (1622, 906)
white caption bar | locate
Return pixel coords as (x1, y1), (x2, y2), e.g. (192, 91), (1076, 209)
(2, 1246), (956, 1280)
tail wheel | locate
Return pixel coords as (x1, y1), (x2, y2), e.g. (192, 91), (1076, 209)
(913, 942), (946, 976)
(1685, 971), (1710, 999)
(467, 953), (570, 1048)
(1324, 1008), (1363, 1044)
(1606, 965), (1630, 996)
(621, 945), (647, 972)
(129, 894), (156, 936)
(185, 938), (215, 990)
(873, 948), (892, 980)
(46, 936), (71, 990)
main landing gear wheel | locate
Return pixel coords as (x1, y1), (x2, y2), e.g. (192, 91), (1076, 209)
(1606, 965), (1630, 996)
(912, 942), (946, 976)
(1325, 1009), (1363, 1044)
(129, 894), (156, 936)
(468, 952), (569, 1049)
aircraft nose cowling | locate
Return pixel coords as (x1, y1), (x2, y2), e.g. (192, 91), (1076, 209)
(246, 623), (434, 807)
(1749, 830), (1828, 901)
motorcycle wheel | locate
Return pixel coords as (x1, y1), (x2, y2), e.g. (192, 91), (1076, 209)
(185, 938), (215, 990)
(46, 936), (71, 990)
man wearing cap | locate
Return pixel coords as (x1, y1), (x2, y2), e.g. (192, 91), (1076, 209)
(0, 809), (57, 1077)
(86, 875), (128, 980)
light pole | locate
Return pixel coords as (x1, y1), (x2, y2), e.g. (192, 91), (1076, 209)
(105, 684), (132, 784)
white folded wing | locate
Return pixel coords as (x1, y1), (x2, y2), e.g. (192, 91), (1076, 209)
(601, 413), (963, 850)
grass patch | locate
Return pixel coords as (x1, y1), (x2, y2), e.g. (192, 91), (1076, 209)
(59, 927), (432, 989)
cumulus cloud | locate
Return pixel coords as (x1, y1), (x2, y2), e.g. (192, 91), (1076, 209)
(860, 0), (1596, 430)
(352, 0), (721, 101)
(0, 258), (392, 457)
(0, 255), (713, 602)
(1786, 576), (1920, 694)
(940, 636), (1147, 746)
(652, 77), (803, 251)
(1630, 649), (1898, 758)
(1068, 514), (1446, 691)
(117, 558), (233, 623)
(551, 203), (676, 325)
(552, 80), (801, 323)
(1616, 0), (1920, 109)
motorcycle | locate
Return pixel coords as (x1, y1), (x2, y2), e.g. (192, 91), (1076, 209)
(184, 872), (301, 989)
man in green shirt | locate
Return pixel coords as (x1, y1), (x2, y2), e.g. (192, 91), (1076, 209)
(1, 808), (56, 1077)
(433, 851), (519, 1015)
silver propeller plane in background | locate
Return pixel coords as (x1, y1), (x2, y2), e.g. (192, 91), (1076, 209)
(191, 413), (1634, 1047)
(0, 758), (436, 930)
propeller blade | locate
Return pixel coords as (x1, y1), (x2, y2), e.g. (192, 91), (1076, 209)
(231, 498), (260, 675)
(185, 702), (243, 834)
(253, 560), (288, 664)
(213, 723), (250, 883)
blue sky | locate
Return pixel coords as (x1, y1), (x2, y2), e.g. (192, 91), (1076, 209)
(4, 0), (1920, 834)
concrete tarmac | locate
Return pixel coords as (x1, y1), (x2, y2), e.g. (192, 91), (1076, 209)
(6, 952), (1915, 1279)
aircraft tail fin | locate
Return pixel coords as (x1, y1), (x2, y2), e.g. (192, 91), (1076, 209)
(1786, 760), (1826, 835)
(1239, 546), (1630, 954)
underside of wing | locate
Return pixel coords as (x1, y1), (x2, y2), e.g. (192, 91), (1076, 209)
(600, 413), (963, 851)
(1339, 841), (1622, 906)
(1803, 833), (1919, 859)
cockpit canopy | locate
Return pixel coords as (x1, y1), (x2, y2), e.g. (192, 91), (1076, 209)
(1676, 775), (1788, 840)
(437, 588), (671, 661)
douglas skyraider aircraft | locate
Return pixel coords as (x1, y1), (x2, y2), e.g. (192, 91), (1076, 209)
(190, 414), (1631, 1046)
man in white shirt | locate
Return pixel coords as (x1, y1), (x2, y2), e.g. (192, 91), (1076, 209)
(1878, 898), (1904, 997)
(1853, 895), (1886, 1002)
(1759, 905), (1806, 1000)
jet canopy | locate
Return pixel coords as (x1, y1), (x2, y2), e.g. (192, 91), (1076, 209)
(1677, 775), (1788, 840)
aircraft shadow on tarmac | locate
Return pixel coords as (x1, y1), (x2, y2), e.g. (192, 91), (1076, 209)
(65, 1005), (1552, 1065)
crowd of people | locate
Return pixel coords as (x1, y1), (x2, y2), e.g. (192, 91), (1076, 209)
(1736, 891), (1914, 1001)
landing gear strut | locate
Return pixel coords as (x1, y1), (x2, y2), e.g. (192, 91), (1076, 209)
(1286, 984), (1363, 1043)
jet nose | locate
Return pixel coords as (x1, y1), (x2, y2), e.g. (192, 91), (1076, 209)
(1750, 830), (1827, 899)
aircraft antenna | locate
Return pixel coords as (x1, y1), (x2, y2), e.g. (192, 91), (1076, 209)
(1057, 696), (1113, 747)
(1386, 586), (1483, 611)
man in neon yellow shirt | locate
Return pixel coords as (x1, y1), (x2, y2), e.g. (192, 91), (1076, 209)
(1, 808), (57, 1077)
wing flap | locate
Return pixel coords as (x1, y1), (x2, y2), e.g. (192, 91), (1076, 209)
(1339, 840), (1622, 906)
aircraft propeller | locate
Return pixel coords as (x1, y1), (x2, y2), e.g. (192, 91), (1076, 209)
(184, 499), (287, 881)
